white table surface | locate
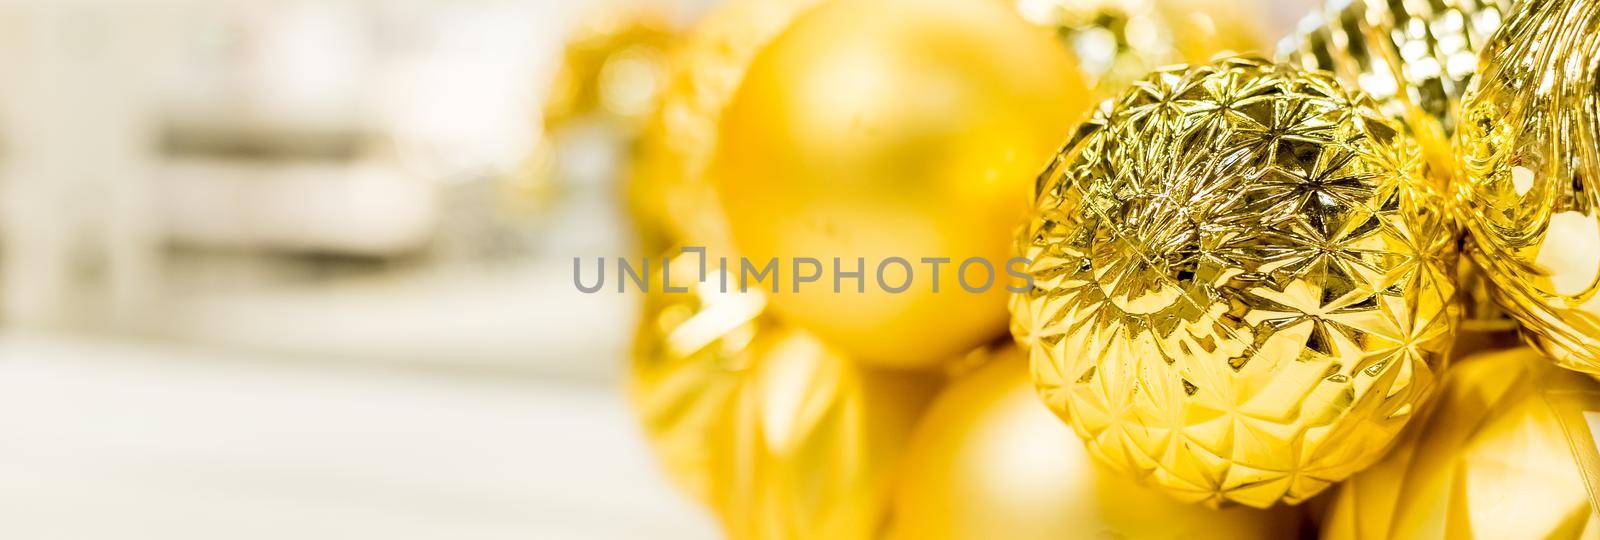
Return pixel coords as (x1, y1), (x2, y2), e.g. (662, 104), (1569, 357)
(0, 332), (719, 539)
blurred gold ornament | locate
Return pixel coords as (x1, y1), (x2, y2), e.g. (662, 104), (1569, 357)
(1455, 0), (1600, 375)
(711, 0), (1092, 368)
(630, 252), (939, 539)
(543, 4), (677, 132)
(528, 3), (678, 222)
(889, 347), (1303, 540)
(1013, 57), (1459, 507)
(628, 0), (824, 253)
(1278, 0), (1511, 157)
(1323, 347), (1600, 539)
(1016, 0), (1263, 94)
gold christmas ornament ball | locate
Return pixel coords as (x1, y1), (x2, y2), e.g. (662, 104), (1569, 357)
(628, 0), (824, 253)
(1013, 57), (1459, 507)
(1279, 0), (1516, 333)
(542, 5), (678, 132)
(1454, 0), (1600, 375)
(1323, 347), (1600, 539)
(629, 251), (766, 504)
(629, 252), (940, 539)
(889, 347), (1304, 540)
(711, 0), (1092, 368)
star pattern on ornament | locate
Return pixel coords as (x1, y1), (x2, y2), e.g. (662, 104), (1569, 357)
(1013, 57), (1458, 508)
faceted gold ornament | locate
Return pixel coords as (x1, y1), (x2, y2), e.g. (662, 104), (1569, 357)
(629, 252), (940, 539)
(1279, 0), (1516, 334)
(889, 346), (1304, 540)
(1012, 57), (1459, 507)
(1323, 347), (1600, 539)
(1455, 0), (1600, 375)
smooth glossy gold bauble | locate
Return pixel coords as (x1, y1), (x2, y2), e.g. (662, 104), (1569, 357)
(712, 0), (1092, 368)
(1455, 0), (1600, 375)
(630, 252), (940, 539)
(889, 347), (1303, 540)
(627, 0), (823, 253)
(1323, 347), (1600, 539)
(1013, 57), (1459, 507)
(1019, 0), (1264, 95)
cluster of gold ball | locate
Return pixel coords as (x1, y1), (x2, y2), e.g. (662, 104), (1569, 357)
(539, 0), (1600, 536)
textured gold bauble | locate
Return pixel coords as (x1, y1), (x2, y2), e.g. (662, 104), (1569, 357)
(629, 252), (939, 539)
(1012, 57), (1459, 507)
(1018, 0), (1263, 95)
(1323, 347), (1600, 539)
(1455, 0), (1600, 375)
(627, 0), (823, 253)
(1280, 0), (1515, 334)
(712, 0), (1092, 368)
(888, 347), (1303, 540)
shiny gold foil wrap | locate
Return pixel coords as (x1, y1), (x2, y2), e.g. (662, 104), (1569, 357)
(889, 346), (1304, 539)
(1323, 347), (1600, 539)
(1017, 0), (1263, 95)
(1454, 0), (1600, 375)
(627, 0), (822, 253)
(1012, 57), (1459, 507)
(630, 253), (939, 539)
(711, 0), (1092, 368)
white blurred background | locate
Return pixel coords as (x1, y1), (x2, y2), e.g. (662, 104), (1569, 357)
(0, 0), (1313, 537)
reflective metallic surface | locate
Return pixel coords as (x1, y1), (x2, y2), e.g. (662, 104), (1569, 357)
(629, 253), (940, 539)
(1279, 0), (1516, 333)
(711, 0), (1092, 368)
(1323, 347), (1600, 539)
(1013, 57), (1459, 507)
(1455, 0), (1600, 375)
(888, 347), (1303, 540)
(1278, 0), (1511, 148)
